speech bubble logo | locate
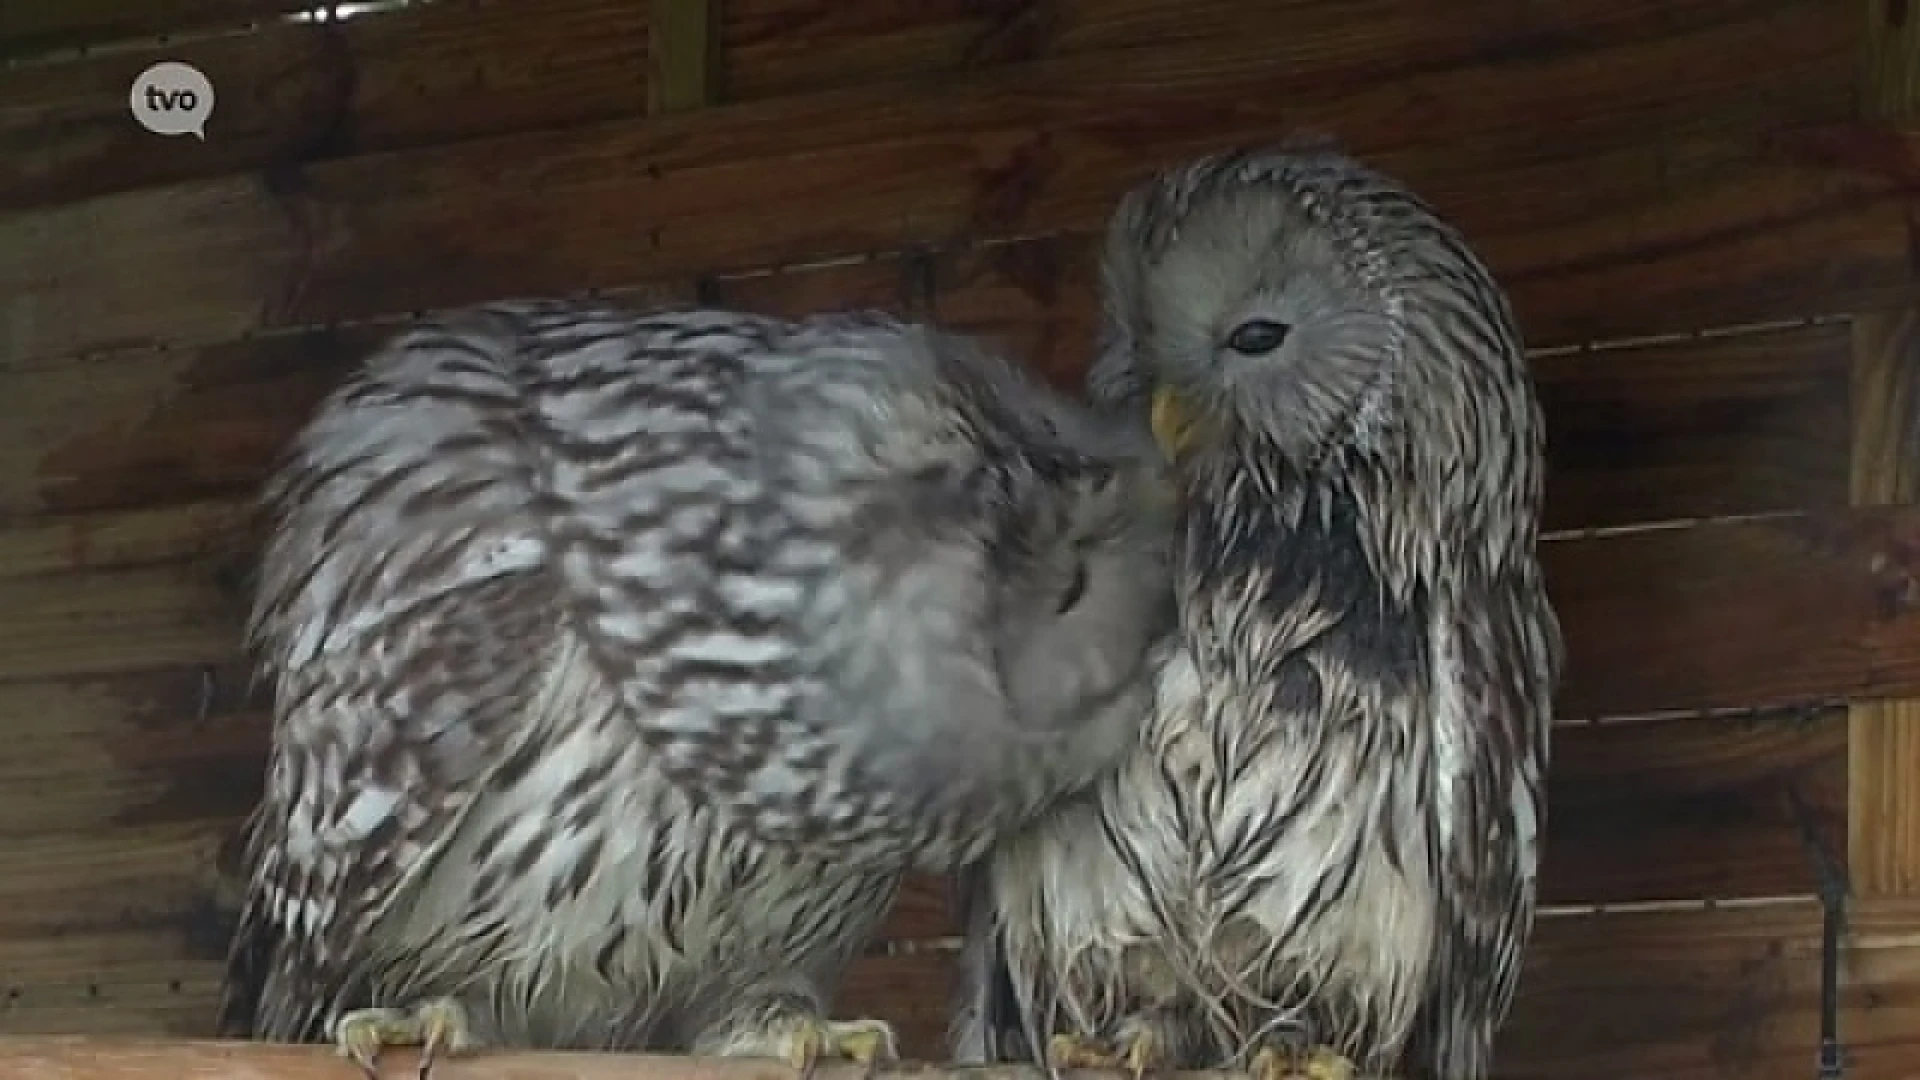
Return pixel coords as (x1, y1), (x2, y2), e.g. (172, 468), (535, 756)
(130, 61), (214, 139)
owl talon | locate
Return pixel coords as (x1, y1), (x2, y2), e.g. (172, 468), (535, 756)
(333, 998), (476, 1080)
(1049, 1030), (1161, 1079)
(1250, 1044), (1357, 1080)
(713, 1014), (898, 1076)
(416, 998), (478, 1079)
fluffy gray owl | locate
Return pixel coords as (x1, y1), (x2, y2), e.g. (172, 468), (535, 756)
(952, 143), (1563, 1080)
(215, 299), (1176, 1077)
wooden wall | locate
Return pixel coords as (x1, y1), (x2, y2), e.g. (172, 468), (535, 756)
(4, 0), (1920, 1076)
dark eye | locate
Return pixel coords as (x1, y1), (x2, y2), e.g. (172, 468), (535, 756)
(1057, 562), (1089, 615)
(1225, 319), (1291, 355)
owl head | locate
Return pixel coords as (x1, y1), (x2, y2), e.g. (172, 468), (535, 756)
(1087, 138), (1546, 564)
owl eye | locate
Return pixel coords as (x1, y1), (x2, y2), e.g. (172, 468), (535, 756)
(1225, 319), (1291, 355)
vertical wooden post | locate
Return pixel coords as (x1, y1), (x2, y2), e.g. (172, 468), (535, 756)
(649, 0), (718, 114)
(1849, 0), (1920, 895)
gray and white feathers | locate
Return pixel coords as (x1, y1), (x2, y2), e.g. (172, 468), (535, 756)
(217, 300), (1177, 1053)
(954, 142), (1562, 1080)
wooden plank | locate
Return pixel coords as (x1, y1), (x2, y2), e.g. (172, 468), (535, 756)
(7, 901), (1920, 1076)
(1533, 324), (1853, 531)
(0, 0), (1891, 364)
(0, 325), (376, 514)
(0, 501), (256, 578)
(0, 253), (1857, 531)
(0, 0), (651, 213)
(0, 672), (264, 840)
(1848, 0), (1920, 900)
(1848, 308), (1920, 896)
(0, 824), (239, 943)
(719, 0), (1055, 101)
(2, 0), (1849, 217)
(0, 931), (233, 992)
(0, 1038), (1037, 1080)
(650, 0), (716, 114)
(1495, 899), (1920, 1079)
(1543, 506), (1920, 720)
(716, 0), (1848, 107)
(1539, 711), (1847, 906)
(0, 1), (311, 62)
(0, 563), (244, 683)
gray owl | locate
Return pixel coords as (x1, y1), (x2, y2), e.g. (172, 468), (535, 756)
(952, 143), (1563, 1080)
(216, 299), (1177, 1077)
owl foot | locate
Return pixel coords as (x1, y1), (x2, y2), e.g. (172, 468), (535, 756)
(1249, 1044), (1357, 1080)
(1049, 1030), (1163, 1080)
(334, 997), (477, 1080)
(713, 1014), (899, 1077)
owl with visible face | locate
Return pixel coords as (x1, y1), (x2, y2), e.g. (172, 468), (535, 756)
(953, 142), (1563, 1080)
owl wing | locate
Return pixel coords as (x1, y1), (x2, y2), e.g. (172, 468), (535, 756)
(220, 317), (571, 1039)
(1408, 576), (1560, 1076)
(949, 864), (1050, 1066)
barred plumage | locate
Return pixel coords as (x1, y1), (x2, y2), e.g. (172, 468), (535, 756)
(218, 299), (1177, 1070)
(953, 142), (1563, 1080)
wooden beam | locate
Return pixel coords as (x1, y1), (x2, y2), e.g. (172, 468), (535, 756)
(649, 0), (717, 114)
(0, 1039), (1115, 1080)
(0, 0), (652, 214)
(0, 1), (308, 62)
(0, 1), (1891, 365)
(1849, 0), (1920, 897)
(3, 0), (1861, 218)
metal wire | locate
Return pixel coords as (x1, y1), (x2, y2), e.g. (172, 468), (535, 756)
(1787, 782), (1850, 1080)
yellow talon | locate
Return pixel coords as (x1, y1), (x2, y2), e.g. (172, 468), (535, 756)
(715, 1015), (898, 1073)
(333, 998), (476, 1080)
(1250, 1044), (1358, 1080)
(828, 1022), (895, 1065)
(1049, 1029), (1161, 1079)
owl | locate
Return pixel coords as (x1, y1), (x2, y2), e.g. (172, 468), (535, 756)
(952, 142), (1564, 1080)
(217, 299), (1177, 1077)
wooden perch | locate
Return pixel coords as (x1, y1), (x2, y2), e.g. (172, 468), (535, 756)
(0, 1037), (1378, 1080)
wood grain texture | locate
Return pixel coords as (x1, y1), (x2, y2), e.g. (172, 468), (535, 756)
(1540, 712), (1846, 907)
(1494, 898), (1920, 1080)
(0, 0), (651, 213)
(0, 563), (244, 683)
(1848, 0), (1920, 898)
(8, 900), (1920, 1079)
(650, 0), (716, 113)
(0, 666), (263, 841)
(1534, 324), (1853, 531)
(0, 1038), (1054, 1080)
(0, 1), (311, 62)
(1543, 507), (1920, 720)
(2, 0), (1860, 219)
(0, 256), (1856, 534)
(0, 0), (1892, 364)
(1845, 320), (1920, 894)
(0, 502), (256, 579)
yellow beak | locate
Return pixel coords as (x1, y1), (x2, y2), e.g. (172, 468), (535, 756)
(1150, 387), (1199, 459)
